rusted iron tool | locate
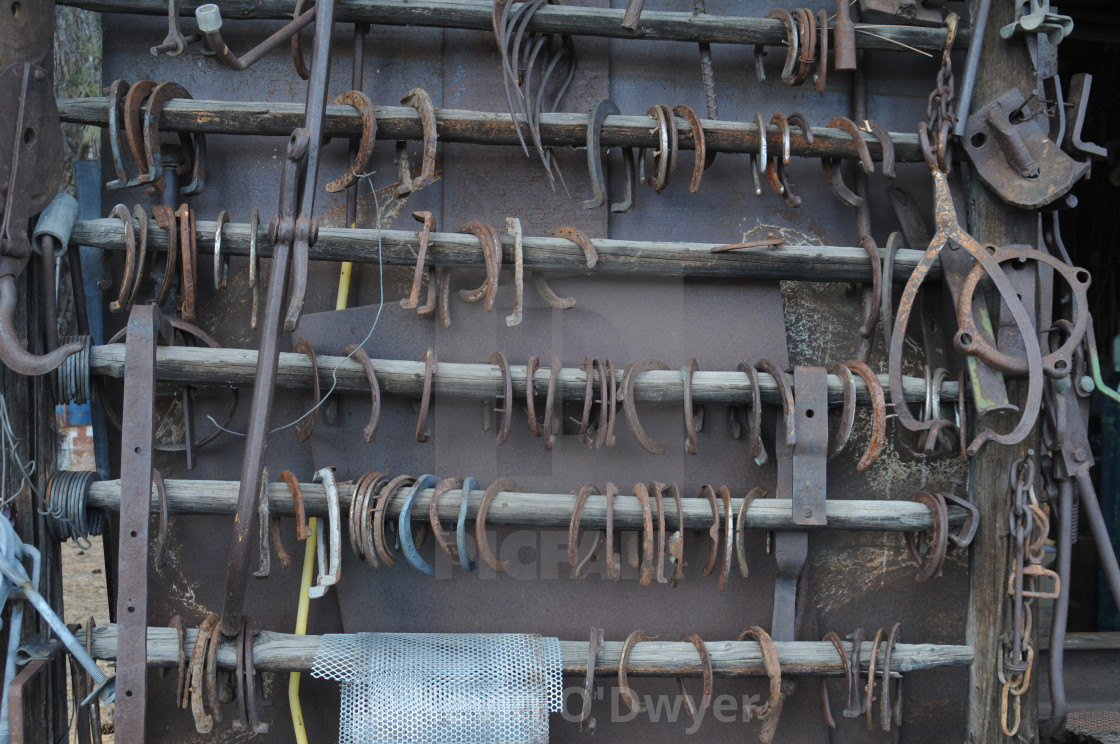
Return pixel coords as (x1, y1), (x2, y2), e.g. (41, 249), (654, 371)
(219, 0), (339, 639)
(195, 2), (317, 71)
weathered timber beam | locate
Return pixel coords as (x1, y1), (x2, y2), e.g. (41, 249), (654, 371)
(71, 218), (941, 283)
(89, 345), (957, 406)
(58, 0), (966, 52)
(58, 98), (936, 163)
(89, 624), (974, 676)
(87, 478), (965, 532)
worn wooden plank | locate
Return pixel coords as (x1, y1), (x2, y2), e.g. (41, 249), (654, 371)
(89, 624), (974, 676)
(59, 0), (967, 51)
(70, 217), (941, 282)
(88, 344), (957, 405)
(964, 0), (1042, 740)
(86, 478), (966, 532)
(58, 98), (934, 163)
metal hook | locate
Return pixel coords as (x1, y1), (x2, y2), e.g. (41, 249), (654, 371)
(477, 479), (520, 573)
(766, 9), (800, 84)
(396, 87), (438, 194)
(342, 343), (381, 443)
(104, 80), (136, 190)
(581, 627), (605, 734)
(490, 351), (513, 444)
(326, 90), (377, 193)
(582, 99), (621, 208)
(622, 357), (669, 455)
(292, 340), (320, 443)
(416, 348), (437, 443)
(402, 211), (436, 310)
(672, 105), (707, 192)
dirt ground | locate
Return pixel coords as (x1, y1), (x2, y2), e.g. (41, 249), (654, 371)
(62, 538), (115, 742)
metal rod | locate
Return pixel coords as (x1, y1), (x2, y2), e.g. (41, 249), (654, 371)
(71, 218), (943, 283)
(58, 98), (931, 163)
(953, 0), (991, 138)
(88, 344), (959, 406)
(88, 624), (974, 676)
(58, 0), (966, 52)
(86, 478), (968, 532)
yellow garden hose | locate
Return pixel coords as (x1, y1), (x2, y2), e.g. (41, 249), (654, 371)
(288, 516), (318, 744)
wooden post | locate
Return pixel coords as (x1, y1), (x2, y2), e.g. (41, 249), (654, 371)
(964, 1), (1041, 740)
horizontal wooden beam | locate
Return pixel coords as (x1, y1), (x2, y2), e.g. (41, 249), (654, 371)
(58, 98), (934, 163)
(89, 345), (958, 406)
(71, 218), (940, 283)
(89, 624), (974, 676)
(59, 0), (966, 52)
(87, 477), (965, 532)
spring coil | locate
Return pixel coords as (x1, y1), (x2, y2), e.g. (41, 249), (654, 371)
(57, 335), (91, 405)
(45, 469), (103, 549)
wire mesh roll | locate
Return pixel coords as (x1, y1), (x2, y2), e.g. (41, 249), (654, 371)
(58, 335), (92, 405)
(46, 469), (104, 548)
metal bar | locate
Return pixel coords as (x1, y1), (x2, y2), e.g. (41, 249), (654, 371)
(70, 218), (943, 283)
(58, 98), (934, 163)
(8, 652), (63, 744)
(87, 624), (974, 676)
(87, 344), (959, 406)
(113, 303), (159, 743)
(85, 478), (969, 532)
(57, 0), (967, 52)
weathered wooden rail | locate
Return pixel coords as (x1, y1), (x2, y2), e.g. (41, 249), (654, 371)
(89, 624), (974, 676)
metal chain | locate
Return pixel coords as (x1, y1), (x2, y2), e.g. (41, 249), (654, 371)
(924, 12), (958, 174)
(1000, 453), (1055, 736)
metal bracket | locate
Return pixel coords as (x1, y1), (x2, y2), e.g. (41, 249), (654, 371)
(963, 88), (1089, 209)
(791, 367), (827, 526)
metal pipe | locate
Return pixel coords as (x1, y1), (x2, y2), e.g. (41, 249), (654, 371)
(194, 2), (317, 71)
(57, 98), (931, 163)
(87, 624), (974, 676)
(60, 0), (966, 52)
(952, 0), (991, 138)
(71, 218), (943, 283)
(1042, 478), (1073, 736)
(87, 344), (959, 407)
(1076, 470), (1120, 616)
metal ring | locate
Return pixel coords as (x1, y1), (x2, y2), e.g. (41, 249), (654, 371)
(350, 471), (382, 563)
(122, 80), (158, 188)
(457, 222), (501, 311)
(176, 204), (197, 320)
(756, 359), (796, 447)
(856, 233), (882, 353)
(750, 111), (769, 197)
(554, 226), (598, 268)
(866, 120), (896, 178)
(105, 80), (134, 189)
(342, 344), (381, 443)
(399, 474), (439, 574)
(735, 487), (766, 578)
(605, 482), (621, 580)
(374, 475), (415, 567)
(698, 484), (720, 576)
(791, 8), (816, 86)
(717, 485), (733, 591)
(477, 479), (520, 573)
(358, 472), (390, 566)
(416, 348), (437, 443)
(203, 615), (223, 725)
(844, 360), (886, 471)
(489, 351), (513, 445)
(675, 633), (713, 716)
(826, 362), (857, 458)
(622, 357), (670, 454)
(822, 157), (863, 207)
(292, 340), (320, 443)
(569, 483), (602, 578)
(672, 105), (706, 192)
(124, 204), (149, 310)
(456, 477), (478, 571)
(430, 477), (463, 564)
(665, 482), (685, 587)
(738, 626), (781, 719)
(619, 629), (656, 713)
(905, 492), (948, 582)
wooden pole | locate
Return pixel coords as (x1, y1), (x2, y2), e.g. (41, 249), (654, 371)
(87, 624), (975, 677)
(87, 344), (957, 406)
(59, 98), (929, 163)
(58, 0), (965, 52)
(70, 217), (942, 283)
(85, 477), (968, 532)
(964, 1), (1041, 740)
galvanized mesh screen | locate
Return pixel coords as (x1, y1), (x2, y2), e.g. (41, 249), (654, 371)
(311, 633), (563, 744)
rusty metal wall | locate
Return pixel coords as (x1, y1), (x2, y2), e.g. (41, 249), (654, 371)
(100, 2), (969, 741)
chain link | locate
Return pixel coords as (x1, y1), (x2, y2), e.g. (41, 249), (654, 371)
(923, 13), (959, 174)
